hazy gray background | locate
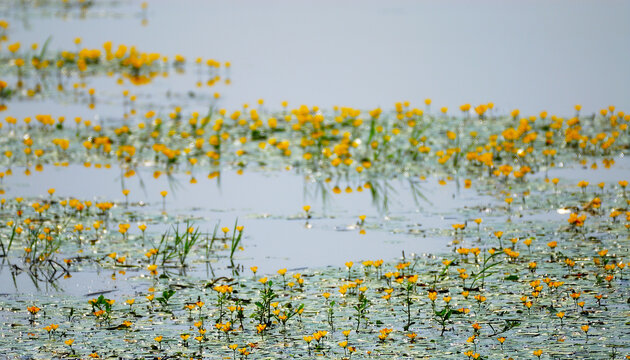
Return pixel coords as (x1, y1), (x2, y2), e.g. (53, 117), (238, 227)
(8, 0), (630, 115)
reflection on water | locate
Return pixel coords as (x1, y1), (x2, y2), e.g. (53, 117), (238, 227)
(5, 0), (630, 113)
(1, 0), (138, 23)
(0, 164), (493, 293)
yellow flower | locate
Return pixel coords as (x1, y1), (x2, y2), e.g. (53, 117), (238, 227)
(27, 306), (40, 315)
(147, 264), (158, 274)
(7, 42), (20, 53)
(556, 312), (564, 319)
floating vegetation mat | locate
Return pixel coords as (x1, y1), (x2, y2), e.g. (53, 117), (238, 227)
(0, 205), (629, 359)
(0, 102), (627, 358)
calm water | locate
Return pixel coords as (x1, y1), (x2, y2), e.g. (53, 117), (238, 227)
(4, 0), (630, 114)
